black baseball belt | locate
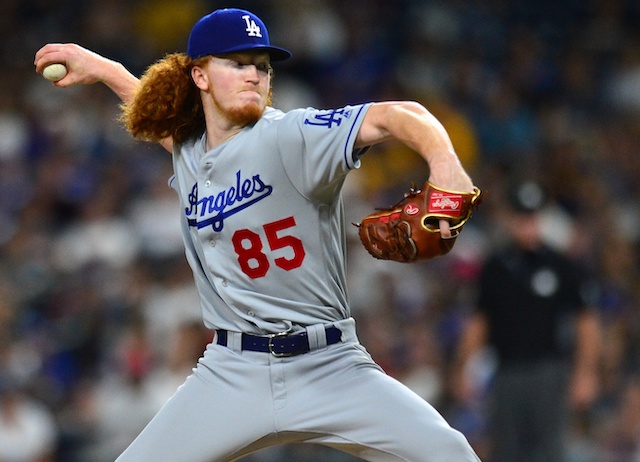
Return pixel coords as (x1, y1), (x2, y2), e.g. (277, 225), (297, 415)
(216, 326), (342, 357)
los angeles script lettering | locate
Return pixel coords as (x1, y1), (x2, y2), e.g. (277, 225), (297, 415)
(186, 170), (273, 232)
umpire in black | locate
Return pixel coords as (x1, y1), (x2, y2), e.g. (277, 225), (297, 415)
(453, 180), (602, 462)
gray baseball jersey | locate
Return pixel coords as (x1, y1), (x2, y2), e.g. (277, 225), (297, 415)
(170, 104), (370, 334)
(116, 103), (481, 462)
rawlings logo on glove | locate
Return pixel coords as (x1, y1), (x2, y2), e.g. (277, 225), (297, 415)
(355, 182), (483, 263)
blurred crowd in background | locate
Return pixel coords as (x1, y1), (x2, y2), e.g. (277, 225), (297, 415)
(1, 0), (640, 460)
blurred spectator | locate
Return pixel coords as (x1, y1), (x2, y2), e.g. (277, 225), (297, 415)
(75, 321), (156, 462)
(0, 378), (57, 462)
(52, 182), (140, 272)
(125, 161), (184, 260)
(596, 377), (640, 460)
(143, 321), (211, 412)
(452, 180), (603, 462)
(140, 258), (202, 358)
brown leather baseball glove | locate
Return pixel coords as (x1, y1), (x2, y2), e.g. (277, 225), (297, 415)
(355, 182), (484, 262)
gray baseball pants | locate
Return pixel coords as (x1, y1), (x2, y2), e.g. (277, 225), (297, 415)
(116, 318), (480, 461)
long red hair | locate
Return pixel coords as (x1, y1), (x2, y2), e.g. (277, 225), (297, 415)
(119, 53), (208, 145)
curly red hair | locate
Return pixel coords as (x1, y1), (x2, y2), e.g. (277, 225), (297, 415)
(119, 53), (208, 145)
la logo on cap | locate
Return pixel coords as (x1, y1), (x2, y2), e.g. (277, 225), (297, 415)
(242, 15), (262, 38)
(187, 8), (292, 61)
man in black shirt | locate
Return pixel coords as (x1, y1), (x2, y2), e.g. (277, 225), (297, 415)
(453, 181), (601, 462)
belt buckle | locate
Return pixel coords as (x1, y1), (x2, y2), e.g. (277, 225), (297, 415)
(268, 330), (293, 357)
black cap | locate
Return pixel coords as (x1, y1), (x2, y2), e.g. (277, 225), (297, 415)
(508, 181), (546, 213)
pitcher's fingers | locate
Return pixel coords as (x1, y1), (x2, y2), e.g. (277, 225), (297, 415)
(34, 43), (65, 67)
(439, 219), (452, 239)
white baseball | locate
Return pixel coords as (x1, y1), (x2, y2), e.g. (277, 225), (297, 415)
(42, 63), (68, 82)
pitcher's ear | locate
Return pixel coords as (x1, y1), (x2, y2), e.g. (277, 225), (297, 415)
(191, 65), (209, 91)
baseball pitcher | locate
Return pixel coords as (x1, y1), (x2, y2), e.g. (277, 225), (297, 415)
(35, 8), (482, 462)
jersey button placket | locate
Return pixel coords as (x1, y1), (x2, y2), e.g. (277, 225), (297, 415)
(202, 161), (213, 188)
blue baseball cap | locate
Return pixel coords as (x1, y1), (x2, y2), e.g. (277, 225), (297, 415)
(187, 8), (291, 61)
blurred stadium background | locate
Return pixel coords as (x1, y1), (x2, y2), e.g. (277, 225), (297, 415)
(2, 0), (640, 460)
